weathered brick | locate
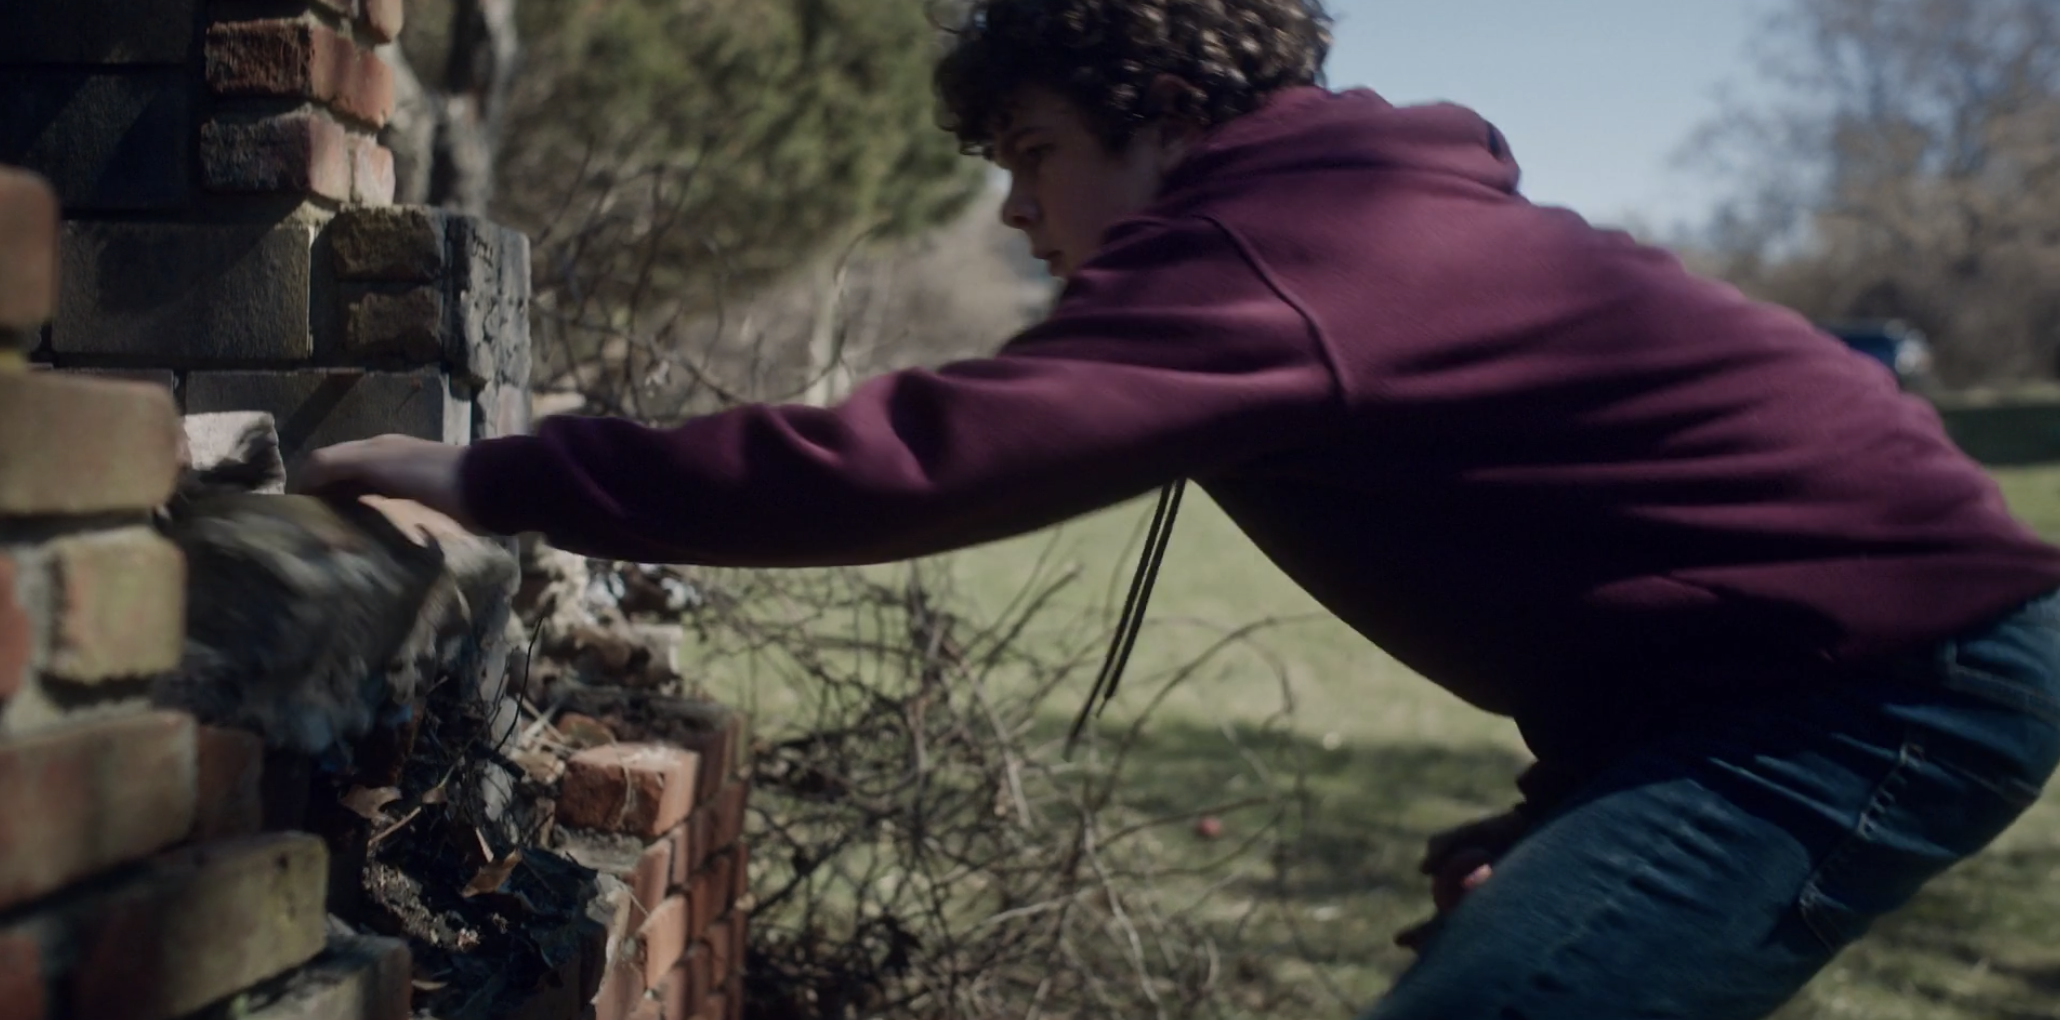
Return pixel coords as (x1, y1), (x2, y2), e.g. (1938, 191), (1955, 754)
(477, 378), (532, 439)
(633, 896), (688, 991)
(350, 136), (396, 207)
(243, 934), (411, 1020)
(192, 726), (264, 843)
(702, 992), (728, 1020)
(0, 930), (43, 1020)
(201, 112), (352, 201)
(0, 0), (197, 64)
(452, 217), (530, 387)
(67, 834), (328, 1020)
(205, 19), (396, 128)
(0, 69), (193, 212)
(183, 369), (466, 468)
(560, 744), (700, 838)
(344, 288), (442, 363)
(562, 832), (672, 935)
(627, 996), (663, 1020)
(590, 955), (645, 1020)
(361, 0), (405, 44)
(0, 169), (58, 339)
(674, 805), (713, 889)
(53, 221), (314, 363)
(0, 373), (181, 515)
(0, 711), (197, 912)
(0, 553), (31, 704)
(655, 946), (705, 1020)
(687, 865), (716, 946)
(712, 781), (746, 851)
(45, 528), (185, 684)
(328, 207), (443, 282)
(731, 842), (748, 905)
(703, 914), (732, 987)
(311, 0), (359, 19)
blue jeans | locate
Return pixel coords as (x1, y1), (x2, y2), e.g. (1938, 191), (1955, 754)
(1368, 589), (2060, 1019)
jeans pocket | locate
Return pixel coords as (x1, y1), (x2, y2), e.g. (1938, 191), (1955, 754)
(1795, 735), (2044, 953)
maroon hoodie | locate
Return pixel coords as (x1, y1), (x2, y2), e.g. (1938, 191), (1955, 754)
(465, 87), (2060, 796)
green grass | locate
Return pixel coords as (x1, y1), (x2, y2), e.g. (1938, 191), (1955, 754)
(710, 466), (2060, 1018)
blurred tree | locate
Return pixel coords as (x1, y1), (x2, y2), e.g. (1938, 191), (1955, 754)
(1682, 0), (2060, 386)
(489, 0), (984, 412)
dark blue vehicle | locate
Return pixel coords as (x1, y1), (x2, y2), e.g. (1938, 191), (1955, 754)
(1820, 319), (1934, 388)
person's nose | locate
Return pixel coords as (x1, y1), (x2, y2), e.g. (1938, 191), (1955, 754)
(1000, 177), (1038, 232)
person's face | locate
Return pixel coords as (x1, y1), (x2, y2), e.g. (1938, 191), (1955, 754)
(994, 86), (1197, 280)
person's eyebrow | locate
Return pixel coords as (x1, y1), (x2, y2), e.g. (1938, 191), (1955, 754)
(994, 123), (1046, 163)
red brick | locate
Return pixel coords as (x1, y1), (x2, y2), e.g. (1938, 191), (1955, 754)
(0, 168), (58, 337)
(0, 373), (181, 515)
(655, 946), (706, 1020)
(712, 781), (747, 851)
(707, 850), (737, 922)
(704, 915), (730, 985)
(626, 997), (662, 1020)
(205, 19), (394, 127)
(191, 727), (264, 843)
(0, 931), (44, 1020)
(201, 112), (352, 201)
(732, 842), (748, 905)
(701, 992), (726, 1020)
(560, 744), (699, 838)
(564, 832), (672, 935)
(590, 955), (644, 1020)
(350, 135), (395, 207)
(0, 711), (197, 912)
(44, 527), (185, 683)
(677, 806), (713, 885)
(633, 896), (688, 991)
(70, 834), (328, 1020)
(724, 980), (742, 1020)
(687, 866), (717, 945)
(0, 553), (31, 704)
(360, 0), (403, 44)
(245, 934), (411, 1020)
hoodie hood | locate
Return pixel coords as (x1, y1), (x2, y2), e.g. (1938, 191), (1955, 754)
(1158, 86), (1524, 204)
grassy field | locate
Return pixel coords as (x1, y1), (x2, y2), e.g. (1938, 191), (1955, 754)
(715, 465), (2060, 1018)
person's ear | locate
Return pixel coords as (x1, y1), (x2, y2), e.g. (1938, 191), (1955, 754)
(1142, 74), (1207, 164)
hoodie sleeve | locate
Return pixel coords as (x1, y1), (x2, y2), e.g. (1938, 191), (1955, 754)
(459, 215), (1342, 566)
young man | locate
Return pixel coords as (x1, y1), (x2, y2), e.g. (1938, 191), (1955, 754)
(300, 1), (2060, 1015)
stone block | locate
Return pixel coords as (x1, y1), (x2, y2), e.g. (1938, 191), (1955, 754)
(205, 18), (395, 129)
(44, 528), (185, 684)
(0, 0), (198, 64)
(343, 287), (441, 363)
(559, 744), (700, 838)
(200, 112), (351, 201)
(0, 169), (58, 339)
(63, 834), (328, 1020)
(0, 372), (182, 515)
(0, 69), (192, 212)
(182, 369), (465, 467)
(452, 217), (530, 388)
(192, 726), (265, 843)
(328, 207), (442, 282)
(242, 934), (411, 1020)
(53, 221), (314, 364)
(0, 711), (197, 912)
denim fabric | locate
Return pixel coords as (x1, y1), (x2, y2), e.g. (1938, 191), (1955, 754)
(1366, 589), (2060, 1020)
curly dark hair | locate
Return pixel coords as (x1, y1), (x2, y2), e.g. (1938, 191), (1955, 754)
(934, 0), (1332, 157)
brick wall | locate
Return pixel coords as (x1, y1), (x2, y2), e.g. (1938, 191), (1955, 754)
(0, 0), (531, 463)
(2, 166), (412, 1020)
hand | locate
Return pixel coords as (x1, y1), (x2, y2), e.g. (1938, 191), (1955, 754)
(292, 435), (478, 530)
(1393, 807), (1531, 951)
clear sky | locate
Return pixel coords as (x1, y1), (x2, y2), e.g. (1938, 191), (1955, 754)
(1322, 0), (1780, 233)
